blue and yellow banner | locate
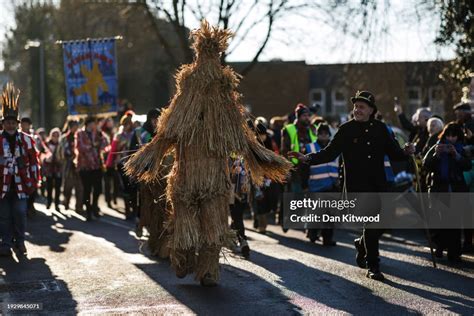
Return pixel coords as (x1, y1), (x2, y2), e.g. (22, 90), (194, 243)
(62, 38), (118, 116)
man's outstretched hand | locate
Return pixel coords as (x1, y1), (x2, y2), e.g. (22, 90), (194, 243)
(403, 143), (416, 155)
(288, 151), (309, 163)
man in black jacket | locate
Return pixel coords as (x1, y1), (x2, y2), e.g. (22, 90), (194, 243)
(394, 103), (431, 155)
(289, 91), (415, 281)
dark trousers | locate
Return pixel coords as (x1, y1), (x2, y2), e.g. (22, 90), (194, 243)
(46, 176), (62, 208)
(118, 162), (137, 218)
(104, 167), (120, 204)
(230, 199), (248, 242)
(80, 169), (103, 215)
(27, 192), (36, 213)
(361, 228), (385, 268)
(63, 169), (83, 211)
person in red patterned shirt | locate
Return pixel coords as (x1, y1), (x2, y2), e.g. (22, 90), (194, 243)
(0, 83), (40, 256)
(74, 116), (109, 221)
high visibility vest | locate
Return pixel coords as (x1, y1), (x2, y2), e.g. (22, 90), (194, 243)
(384, 125), (396, 183)
(305, 142), (339, 192)
(285, 124), (317, 165)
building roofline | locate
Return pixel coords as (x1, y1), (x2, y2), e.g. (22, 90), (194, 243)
(228, 59), (453, 67)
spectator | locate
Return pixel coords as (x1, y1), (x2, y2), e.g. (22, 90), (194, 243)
(42, 128), (63, 212)
(423, 122), (472, 262)
(60, 120), (83, 212)
(422, 117), (444, 157)
(0, 84), (40, 256)
(75, 116), (109, 221)
(107, 112), (135, 219)
(254, 122), (280, 234)
(305, 124), (338, 246)
(394, 104), (432, 155)
(20, 117), (37, 214)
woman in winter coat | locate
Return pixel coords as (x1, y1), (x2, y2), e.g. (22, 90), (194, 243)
(423, 122), (472, 262)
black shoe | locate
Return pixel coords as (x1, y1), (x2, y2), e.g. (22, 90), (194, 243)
(307, 231), (320, 243)
(241, 240), (250, 259)
(46, 202), (52, 209)
(323, 240), (337, 247)
(93, 209), (102, 218)
(14, 243), (27, 255)
(86, 212), (93, 222)
(135, 223), (143, 238)
(435, 248), (443, 258)
(354, 238), (367, 268)
(366, 267), (385, 281)
(282, 228), (288, 233)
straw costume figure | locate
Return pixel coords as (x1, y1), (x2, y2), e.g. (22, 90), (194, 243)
(125, 20), (291, 286)
(139, 158), (172, 259)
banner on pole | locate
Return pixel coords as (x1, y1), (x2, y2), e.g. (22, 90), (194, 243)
(62, 38), (118, 116)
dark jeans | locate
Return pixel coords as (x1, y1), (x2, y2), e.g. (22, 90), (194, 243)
(230, 199), (249, 242)
(46, 176), (62, 207)
(0, 194), (28, 248)
(361, 228), (385, 269)
(80, 169), (103, 215)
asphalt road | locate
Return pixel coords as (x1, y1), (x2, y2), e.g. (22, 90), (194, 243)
(1, 198), (473, 315)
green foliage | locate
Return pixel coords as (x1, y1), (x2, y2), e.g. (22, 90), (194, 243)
(2, 1), (64, 129)
(434, 0), (473, 84)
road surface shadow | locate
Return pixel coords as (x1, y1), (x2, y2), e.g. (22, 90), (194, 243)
(0, 256), (77, 315)
(26, 208), (73, 253)
(135, 262), (302, 315)
(264, 228), (474, 305)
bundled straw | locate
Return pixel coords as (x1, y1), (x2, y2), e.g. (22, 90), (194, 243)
(125, 20), (292, 282)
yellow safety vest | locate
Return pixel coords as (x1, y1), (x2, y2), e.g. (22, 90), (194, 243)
(284, 124), (317, 165)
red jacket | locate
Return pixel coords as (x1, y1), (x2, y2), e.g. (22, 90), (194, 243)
(74, 128), (109, 171)
(0, 131), (41, 198)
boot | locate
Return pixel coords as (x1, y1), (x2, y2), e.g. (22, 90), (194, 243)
(240, 239), (250, 259)
(366, 266), (385, 281)
(257, 214), (267, 234)
(14, 242), (27, 255)
(307, 229), (320, 243)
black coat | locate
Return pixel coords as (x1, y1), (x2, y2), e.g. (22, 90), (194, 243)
(422, 143), (471, 192)
(398, 113), (429, 154)
(307, 119), (407, 192)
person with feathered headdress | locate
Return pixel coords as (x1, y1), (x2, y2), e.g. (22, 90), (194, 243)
(0, 83), (40, 257)
(125, 21), (292, 286)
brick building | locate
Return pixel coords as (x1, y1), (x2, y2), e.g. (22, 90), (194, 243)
(232, 60), (461, 126)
